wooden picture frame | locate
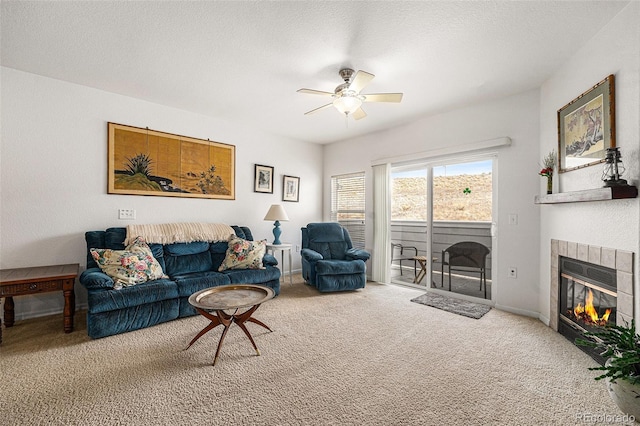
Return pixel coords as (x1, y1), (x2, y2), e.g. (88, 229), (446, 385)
(108, 123), (235, 199)
(558, 75), (615, 173)
(283, 175), (300, 202)
(254, 164), (274, 193)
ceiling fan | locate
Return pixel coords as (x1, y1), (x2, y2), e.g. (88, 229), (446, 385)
(297, 68), (403, 120)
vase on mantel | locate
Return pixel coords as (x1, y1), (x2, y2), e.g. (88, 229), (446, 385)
(547, 175), (553, 194)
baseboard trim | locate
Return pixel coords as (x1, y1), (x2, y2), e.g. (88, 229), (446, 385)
(495, 303), (539, 319)
(538, 314), (550, 326)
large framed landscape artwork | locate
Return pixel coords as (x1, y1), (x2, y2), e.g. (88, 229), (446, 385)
(108, 123), (235, 199)
(557, 75), (615, 173)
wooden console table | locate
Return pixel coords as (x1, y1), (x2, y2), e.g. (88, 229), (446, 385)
(0, 263), (79, 344)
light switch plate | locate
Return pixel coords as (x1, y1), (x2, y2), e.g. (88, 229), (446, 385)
(118, 209), (136, 220)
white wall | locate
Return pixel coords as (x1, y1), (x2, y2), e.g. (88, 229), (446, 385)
(538, 2), (640, 323)
(0, 67), (323, 319)
(324, 89), (541, 316)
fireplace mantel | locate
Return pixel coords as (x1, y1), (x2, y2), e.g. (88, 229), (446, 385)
(534, 185), (637, 204)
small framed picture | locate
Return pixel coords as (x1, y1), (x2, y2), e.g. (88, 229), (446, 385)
(254, 164), (274, 193)
(283, 175), (300, 202)
(558, 74), (615, 173)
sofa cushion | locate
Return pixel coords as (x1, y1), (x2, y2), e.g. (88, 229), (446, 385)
(164, 241), (210, 256)
(218, 236), (266, 271)
(222, 265), (281, 285)
(163, 242), (213, 276)
(90, 237), (167, 289)
(172, 271), (231, 297)
(209, 241), (229, 270)
(231, 225), (254, 241)
(105, 227), (127, 250)
(86, 278), (178, 314)
(148, 243), (166, 271)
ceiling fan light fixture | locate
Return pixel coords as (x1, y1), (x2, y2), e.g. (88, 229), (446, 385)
(298, 68), (402, 119)
(333, 95), (362, 115)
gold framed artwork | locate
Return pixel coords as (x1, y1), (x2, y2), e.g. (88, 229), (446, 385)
(558, 75), (615, 173)
(108, 123), (235, 199)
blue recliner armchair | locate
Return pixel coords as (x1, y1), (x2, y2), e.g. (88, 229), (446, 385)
(301, 222), (371, 292)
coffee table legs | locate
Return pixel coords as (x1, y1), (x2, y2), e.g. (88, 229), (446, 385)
(186, 304), (272, 366)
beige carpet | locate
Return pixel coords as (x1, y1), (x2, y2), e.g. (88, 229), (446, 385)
(0, 275), (624, 425)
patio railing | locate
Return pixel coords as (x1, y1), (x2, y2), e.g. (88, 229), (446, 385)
(391, 220), (492, 280)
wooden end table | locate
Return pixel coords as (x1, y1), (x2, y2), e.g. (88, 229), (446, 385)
(0, 263), (79, 344)
(186, 284), (275, 366)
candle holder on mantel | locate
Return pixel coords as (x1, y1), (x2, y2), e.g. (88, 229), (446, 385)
(602, 147), (628, 187)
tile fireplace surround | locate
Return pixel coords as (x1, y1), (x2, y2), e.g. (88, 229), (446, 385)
(549, 239), (634, 331)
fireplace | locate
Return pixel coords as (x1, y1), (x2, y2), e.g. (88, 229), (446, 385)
(558, 257), (617, 364)
(550, 240), (634, 365)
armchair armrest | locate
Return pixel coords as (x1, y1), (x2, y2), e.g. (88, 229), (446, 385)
(346, 248), (371, 261)
(301, 248), (323, 262)
(262, 253), (278, 267)
(79, 268), (115, 290)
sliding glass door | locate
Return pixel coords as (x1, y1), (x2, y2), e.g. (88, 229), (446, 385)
(390, 156), (494, 302)
(431, 159), (493, 300)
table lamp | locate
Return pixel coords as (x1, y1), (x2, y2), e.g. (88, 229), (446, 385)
(264, 204), (289, 245)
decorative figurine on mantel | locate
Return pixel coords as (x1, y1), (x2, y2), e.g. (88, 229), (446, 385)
(539, 149), (557, 194)
(602, 147), (628, 187)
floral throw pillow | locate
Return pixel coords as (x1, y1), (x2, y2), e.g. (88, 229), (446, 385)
(90, 237), (167, 289)
(218, 235), (266, 271)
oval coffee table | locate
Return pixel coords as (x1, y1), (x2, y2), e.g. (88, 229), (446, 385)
(186, 284), (275, 366)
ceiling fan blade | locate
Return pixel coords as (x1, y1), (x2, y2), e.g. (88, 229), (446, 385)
(297, 88), (334, 96)
(348, 70), (375, 93)
(304, 103), (333, 115)
(352, 107), (367, 120)
(363, 93), (403, 103)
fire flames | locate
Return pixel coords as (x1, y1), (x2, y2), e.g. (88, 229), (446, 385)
(572, 289), (611, 326)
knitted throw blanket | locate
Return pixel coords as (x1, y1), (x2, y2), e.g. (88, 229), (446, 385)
(125, 223), (235, 245)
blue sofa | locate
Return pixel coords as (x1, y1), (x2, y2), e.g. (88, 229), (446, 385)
(79, 225), (280, 339)
(301, 223), (370, 292)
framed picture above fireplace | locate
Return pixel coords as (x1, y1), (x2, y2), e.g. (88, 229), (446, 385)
(557, 75), (615, 173)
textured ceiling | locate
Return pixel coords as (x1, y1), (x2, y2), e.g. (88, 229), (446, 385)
(0, 1), (629, 144)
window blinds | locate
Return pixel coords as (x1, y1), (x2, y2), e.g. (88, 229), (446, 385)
(330, 172), (365, 249)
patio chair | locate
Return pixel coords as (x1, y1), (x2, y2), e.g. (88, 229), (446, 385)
(441, 241), (490, 298)
(391, 242), (417, 277)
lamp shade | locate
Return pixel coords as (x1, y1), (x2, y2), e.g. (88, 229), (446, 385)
(264, 204), (289, 222)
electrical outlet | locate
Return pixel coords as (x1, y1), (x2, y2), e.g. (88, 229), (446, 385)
(118, 208), (136, 220)
(508, 267), (517, 278)
(295, 245), (300, 253)
(508, 214), (518, 225)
